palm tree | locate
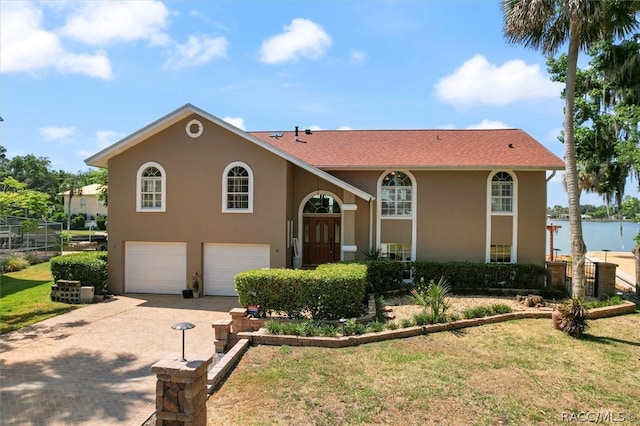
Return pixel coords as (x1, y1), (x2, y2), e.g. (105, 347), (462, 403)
(501, 0), (639, 297)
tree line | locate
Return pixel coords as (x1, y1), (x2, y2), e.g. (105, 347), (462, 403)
(0, 145), (107, 229)
(547, 196), (640, 221)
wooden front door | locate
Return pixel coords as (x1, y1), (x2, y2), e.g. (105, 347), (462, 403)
(303, 216), (341, 265)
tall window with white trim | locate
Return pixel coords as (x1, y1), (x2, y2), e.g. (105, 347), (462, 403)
(381, 171), (412, 217)
(223, 162), (253, 212)
(491, 171), (513, 213)
(137, 162), (166, 212)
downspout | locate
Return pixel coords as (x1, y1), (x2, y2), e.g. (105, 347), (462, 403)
(546, 170), (556, 183)
(369, 199), (374, 251)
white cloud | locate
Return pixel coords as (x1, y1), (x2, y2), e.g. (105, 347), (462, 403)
(0, 2), (113, 79)
(259, 18), (332, 64)
(40, 126), (76, 144)
(78, 130), (125, 160)
(466, 119), (510, 129)
(338, 126), (353, 131)
(95, 130), (124, 149)
(163, 35), (228, 70)
(59, 1), (171, 46)
(350, 50), (367, 64)
(434, 54), (562, 108)
(223, 117), (245, 130)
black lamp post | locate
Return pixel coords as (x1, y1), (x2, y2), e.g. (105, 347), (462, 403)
(171, 322), (195, 362)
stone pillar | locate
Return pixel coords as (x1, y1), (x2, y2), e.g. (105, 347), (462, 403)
(212, 319), (232, 353)
(151, 354), (213, 426)
(545, 261), (567, 289)
(596, 262), (617, 298)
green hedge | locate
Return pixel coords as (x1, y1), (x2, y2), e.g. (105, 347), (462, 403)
(235, 263), (367, 320)
(411, 261), (548, 295)
(50, 252), (108, 295)
(364, 260), (406, 295)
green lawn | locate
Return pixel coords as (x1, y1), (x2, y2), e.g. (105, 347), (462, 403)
(0, 262), (80, 334)
(209, 312), (640, 425)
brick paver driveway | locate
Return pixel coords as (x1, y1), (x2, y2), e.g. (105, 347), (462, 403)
(0, 295), (239, 426)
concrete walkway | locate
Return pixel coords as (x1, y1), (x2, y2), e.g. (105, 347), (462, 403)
(0, 294), (239, 426)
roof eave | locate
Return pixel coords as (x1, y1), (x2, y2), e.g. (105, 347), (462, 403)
(84, 103), (375, 202)
(318, 165), (566, 171)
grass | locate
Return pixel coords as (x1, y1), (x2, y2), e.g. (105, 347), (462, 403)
(208, 312), (640, 425)
(0, 262), (80, 334)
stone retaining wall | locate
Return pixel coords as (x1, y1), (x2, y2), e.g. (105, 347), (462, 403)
(233, 301), (636, 349)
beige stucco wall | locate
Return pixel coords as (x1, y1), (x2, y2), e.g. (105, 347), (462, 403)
(515, 171), (547, 264)
(332, 169), (547, 265)
(66, 195), (107, 219)
(106, 115), (289, 294)
(106, 116), (548, 293)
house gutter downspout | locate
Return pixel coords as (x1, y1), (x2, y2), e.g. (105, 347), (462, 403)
(369, 199), (374, 252)
(546, 170), (556, 183)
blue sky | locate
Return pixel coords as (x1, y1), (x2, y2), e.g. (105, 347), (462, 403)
(0, 0), (635, 207)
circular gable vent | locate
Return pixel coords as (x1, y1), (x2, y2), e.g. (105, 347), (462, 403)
(185, 119), (204, 138)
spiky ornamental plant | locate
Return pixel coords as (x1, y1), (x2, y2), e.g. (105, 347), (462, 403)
(411, 276), (452, 323)
(559, 297), (590, 338)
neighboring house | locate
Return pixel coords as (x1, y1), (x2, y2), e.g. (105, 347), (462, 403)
(61, 184), (108, 228)
(85, 104), (564, 296)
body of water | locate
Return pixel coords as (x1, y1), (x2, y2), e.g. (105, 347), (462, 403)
(546, 219), (640, 255)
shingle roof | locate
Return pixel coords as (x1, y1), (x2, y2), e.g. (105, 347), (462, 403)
(250, 128), (564, 170)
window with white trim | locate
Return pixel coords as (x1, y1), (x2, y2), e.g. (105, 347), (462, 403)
(381, 171), (412, 217)
(491, 172), (513, 213)
(381, 242), (412, 279)
(136, 162), (166, 212)
(490, 244), (511, 263)
(223, 162), (253, 212)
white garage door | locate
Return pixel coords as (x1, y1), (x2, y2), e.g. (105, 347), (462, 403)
(204, 243), (270, 296)
(125, 242), (186, 294)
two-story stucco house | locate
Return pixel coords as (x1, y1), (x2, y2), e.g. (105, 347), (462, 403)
(61, 183), (108, 228)
(85, 104), (564, 296)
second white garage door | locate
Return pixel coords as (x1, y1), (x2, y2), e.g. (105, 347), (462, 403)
(125, 242), (186, 294)
(203, 243), (270, 296)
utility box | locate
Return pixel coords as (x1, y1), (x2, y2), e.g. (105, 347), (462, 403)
(80, 286), (95, 303)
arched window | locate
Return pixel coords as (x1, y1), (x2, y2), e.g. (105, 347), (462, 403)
(491, 171), (513, 213)
(381, 171), (412, 217)
(136, 162), (166, 212)
(303, 194), (341, 214)
(222, 162), (253, 213)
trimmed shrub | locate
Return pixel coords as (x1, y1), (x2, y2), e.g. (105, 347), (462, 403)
(307, 263), (367, 320)
(50, 252), (108, 295)
(411, 261), (548, 295)
(236, 263), (367, 321)
(235, 268), (307, 318)
(365, 260), (406, 295)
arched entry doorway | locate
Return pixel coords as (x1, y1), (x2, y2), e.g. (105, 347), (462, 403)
(301, 193), (341, 265)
